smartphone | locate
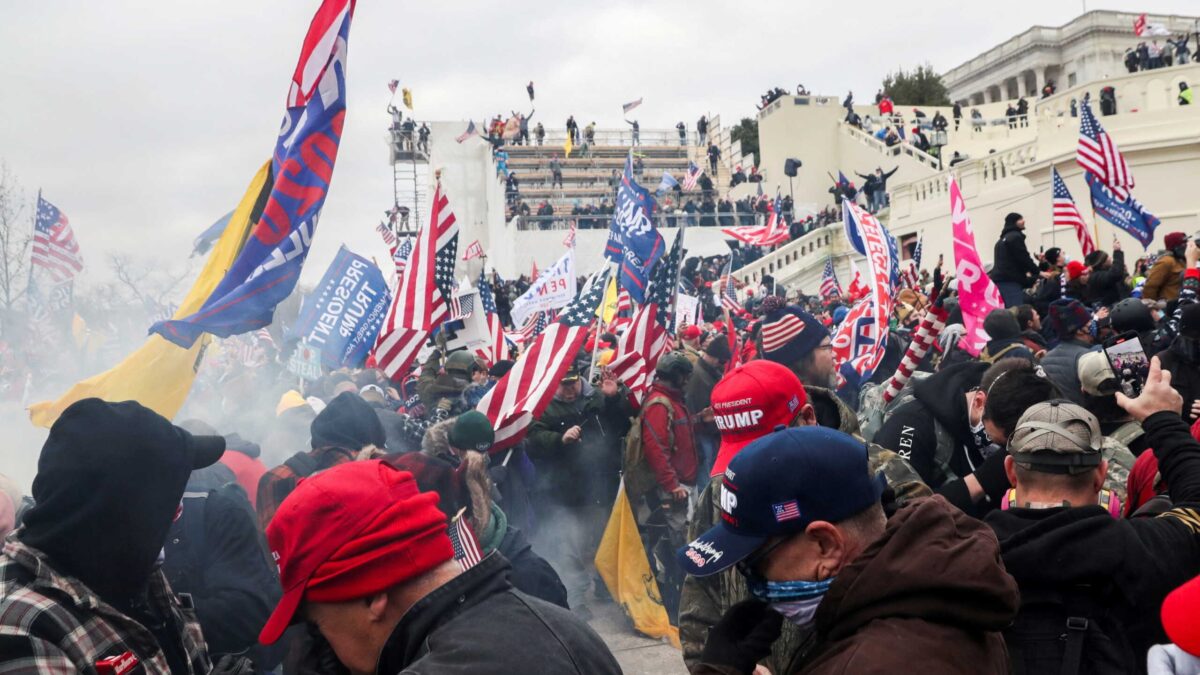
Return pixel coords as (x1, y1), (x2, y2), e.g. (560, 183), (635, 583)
(1103, 332), (1150, 397)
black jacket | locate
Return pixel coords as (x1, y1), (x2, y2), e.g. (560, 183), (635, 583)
(162, 477), (281, 661)
(985, 411), (1200, 662)
(1086, 250), (1130, 307)
(1157, 345), (1200, 425)
(991, 224), (1040, 286)
(497, 525), (569, 609)
(376, 553), (621, 674)
(873, 362), (988, 488)
(527, 384), (634, 508)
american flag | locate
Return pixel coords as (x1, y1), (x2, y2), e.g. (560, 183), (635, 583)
(721, 259), (743, 312)
(33, 195), (84, 283)
(772, 500), (801, 523)
(1077, 97), (1133, 199)
(456, 120), (478, 144)
(394, 236), (413, 275)
(371, 184), (459, 379)
(608, 231), (684, 401)
(461, 240), (484, 261)
(376, 221), (397, 250)
(448, 509), (483, 570)
(477, 268), (610, 452)
(387, 79), (399, 94)
(606, 287), (633, 336)
(820, 258), (842, 300)
(681, 161), (703, 191)
(1051, 168), (1096, 256)
(517, 310), (549, 346)
(721, 193), (789, 247)
(475, 270), (509, 366)
(449, 289), (475, 320)
(562, 225), (576, 248)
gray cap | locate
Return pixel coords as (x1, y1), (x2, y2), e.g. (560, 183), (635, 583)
(1077, 351), (1118, 397)
(1008, 400), (1103, 474)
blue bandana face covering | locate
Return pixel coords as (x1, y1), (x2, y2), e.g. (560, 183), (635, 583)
(745, 571), (835, 603)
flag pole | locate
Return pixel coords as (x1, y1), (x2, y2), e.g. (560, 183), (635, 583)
(587, 262), (614, 383)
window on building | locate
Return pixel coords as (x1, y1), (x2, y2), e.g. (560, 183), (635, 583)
(1068, 72), (1077, 87)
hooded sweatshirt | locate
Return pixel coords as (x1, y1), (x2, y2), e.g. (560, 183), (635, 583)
(873, 362), (988, 488)
(799, 496), (1019, 674)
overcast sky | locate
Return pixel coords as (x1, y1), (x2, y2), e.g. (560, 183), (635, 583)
(2, 1), (1196, 289)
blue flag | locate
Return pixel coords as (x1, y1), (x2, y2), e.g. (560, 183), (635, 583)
(841, 202), (900, 291)
(192, 211), (233, 257)
(605, 154), (664, 303)
(152, 1), (354, 347)
(1086, 173), (1159, 249)
(289, 246), (391, 369)
(655, 171), (678, 197)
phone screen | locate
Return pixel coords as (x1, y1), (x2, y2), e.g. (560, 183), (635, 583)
(1104, 333), (1150, 397)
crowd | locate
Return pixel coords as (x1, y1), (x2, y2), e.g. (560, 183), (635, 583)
(7, 211), (1200, 674)
(1125, 35), (1199, 73)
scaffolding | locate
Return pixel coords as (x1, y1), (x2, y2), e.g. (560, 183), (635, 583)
(387, 122), (430, 236)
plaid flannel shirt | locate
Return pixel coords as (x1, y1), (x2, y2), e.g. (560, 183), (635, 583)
(0, 537), (210, 674)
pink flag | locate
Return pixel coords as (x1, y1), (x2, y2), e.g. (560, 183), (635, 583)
(949, 177), (1003, 356)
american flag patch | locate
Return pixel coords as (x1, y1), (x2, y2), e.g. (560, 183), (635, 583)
(772, 500), (801, 522)
(762, 314), (807, 354)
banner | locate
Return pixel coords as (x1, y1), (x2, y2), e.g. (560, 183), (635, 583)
(509, 247), (576, 327)
(152, 0), (355, 347)
(1086, 173), (1159, 249)
(291, 246), (391, 369)
(949, 176), (1003, 355)
(605, 155), (665, 303)
(831, 203), (895, 383)
(30, 162), (272, 427)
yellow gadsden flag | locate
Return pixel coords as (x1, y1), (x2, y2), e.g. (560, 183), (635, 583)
(29, 161), (271, 427)
(563, 131), (574, 159)
(594, 484), (681, 648)
(599, 275), (619, 325)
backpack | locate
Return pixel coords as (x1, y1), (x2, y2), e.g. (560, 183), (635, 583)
(1005, 586), (1139, 675)
(622, 396), (675, 501)
(980, 341), (1024, 364)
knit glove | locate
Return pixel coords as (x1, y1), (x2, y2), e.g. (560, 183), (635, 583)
(976, 449), (1013, 504)
(700, 599), (783, 674)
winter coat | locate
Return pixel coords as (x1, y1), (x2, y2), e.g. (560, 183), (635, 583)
(162, 479), (280, 661)
(218, 435), (267, 510)
(980, 336), (1035, 363)
(1143, 253), (1185, 302)
(640, 382), (699, 492)
(797, 497), (1018, 674)
(1157, 345), (1200, 425)
(991, 224), (1040, 286)
(873, 362), (988, 488)
(374, 553), (621, 674)
(1087, 249), (1130, 307)
(526, 382), (634, 507)
(1040, 338), (1093, 405)
(986, 411), (1200, 664)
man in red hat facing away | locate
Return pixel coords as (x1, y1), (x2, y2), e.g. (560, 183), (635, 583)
(258, 460), (620, 675)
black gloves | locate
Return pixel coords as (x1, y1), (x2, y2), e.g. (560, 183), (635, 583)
(209, 655), (255, 675)
(975, 449), (1013, 504)
(700, 599), (783, 674)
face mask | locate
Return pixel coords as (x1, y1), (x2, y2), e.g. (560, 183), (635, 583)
(745, 570), (835, 603)
(770, 595), (827, 626)
(969, 420), (990, 450)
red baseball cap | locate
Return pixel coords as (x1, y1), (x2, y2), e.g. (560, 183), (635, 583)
(681, 325), (702, 340)
(709, 360), (808, 476)
(258, 461), (453, 644)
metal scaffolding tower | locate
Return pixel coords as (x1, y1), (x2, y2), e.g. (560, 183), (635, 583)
(387, 124), (429, 236)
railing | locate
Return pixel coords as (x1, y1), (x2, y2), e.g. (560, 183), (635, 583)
(1036, 62), (1200, 118)
(512, 212), (776, 231)
(495, 127), (705, 148)
(841, 124), (944, 170)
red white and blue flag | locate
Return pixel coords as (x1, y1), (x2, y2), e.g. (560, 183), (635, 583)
(371, 184), (460, 379)
(721, 193), (789, 247)
(831, 202), (896, 388)
(1077, 97), (1133, 199)
(720, 259), (742, 313)
(819, 258), (842, 300)
(681, 161), (703, 191)
(608, 231), (684, 401)
(478, 269), (610, 452)
(154, 0), (355, 347)
(33, 195), (84, 283)
(474, 270), (509, 367)
(1051, 168), (1096, 256)
(462, 240), (484, 261)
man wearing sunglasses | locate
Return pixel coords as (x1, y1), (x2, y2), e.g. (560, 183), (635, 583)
(681, 427), (1018, 675)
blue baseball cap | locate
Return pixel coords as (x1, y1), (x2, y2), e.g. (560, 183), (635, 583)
(677, 426), (885, 577)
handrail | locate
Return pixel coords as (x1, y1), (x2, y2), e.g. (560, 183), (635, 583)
(493, 127), (705, 148)
(841, 124), (944, 169)
(512, 212), (775, 231)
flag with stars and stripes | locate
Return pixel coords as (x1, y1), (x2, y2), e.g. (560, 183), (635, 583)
(394, 236), (413, 276)
(456, 120), (478, 144)
(462, 240), (484, 261)
(516, 310), (549, 346)
(376, 220), (397, 250)
(608, 231), (685, 401)
(371, 183), (459, 379)
(1051, 169), (1095, 257)
(720, 259), (742, 313)
(1077, 97), (1133, 199)
(721, 192), (789, 247)
(820, 258), (842, 300)
(681, 161), (702, 191)
(448, 508), (483, 570)
(449, 288), (475, 321)
(477, 268), (611, 452)
(474, 270), (509, 366)
(33, 195), (84, 283)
